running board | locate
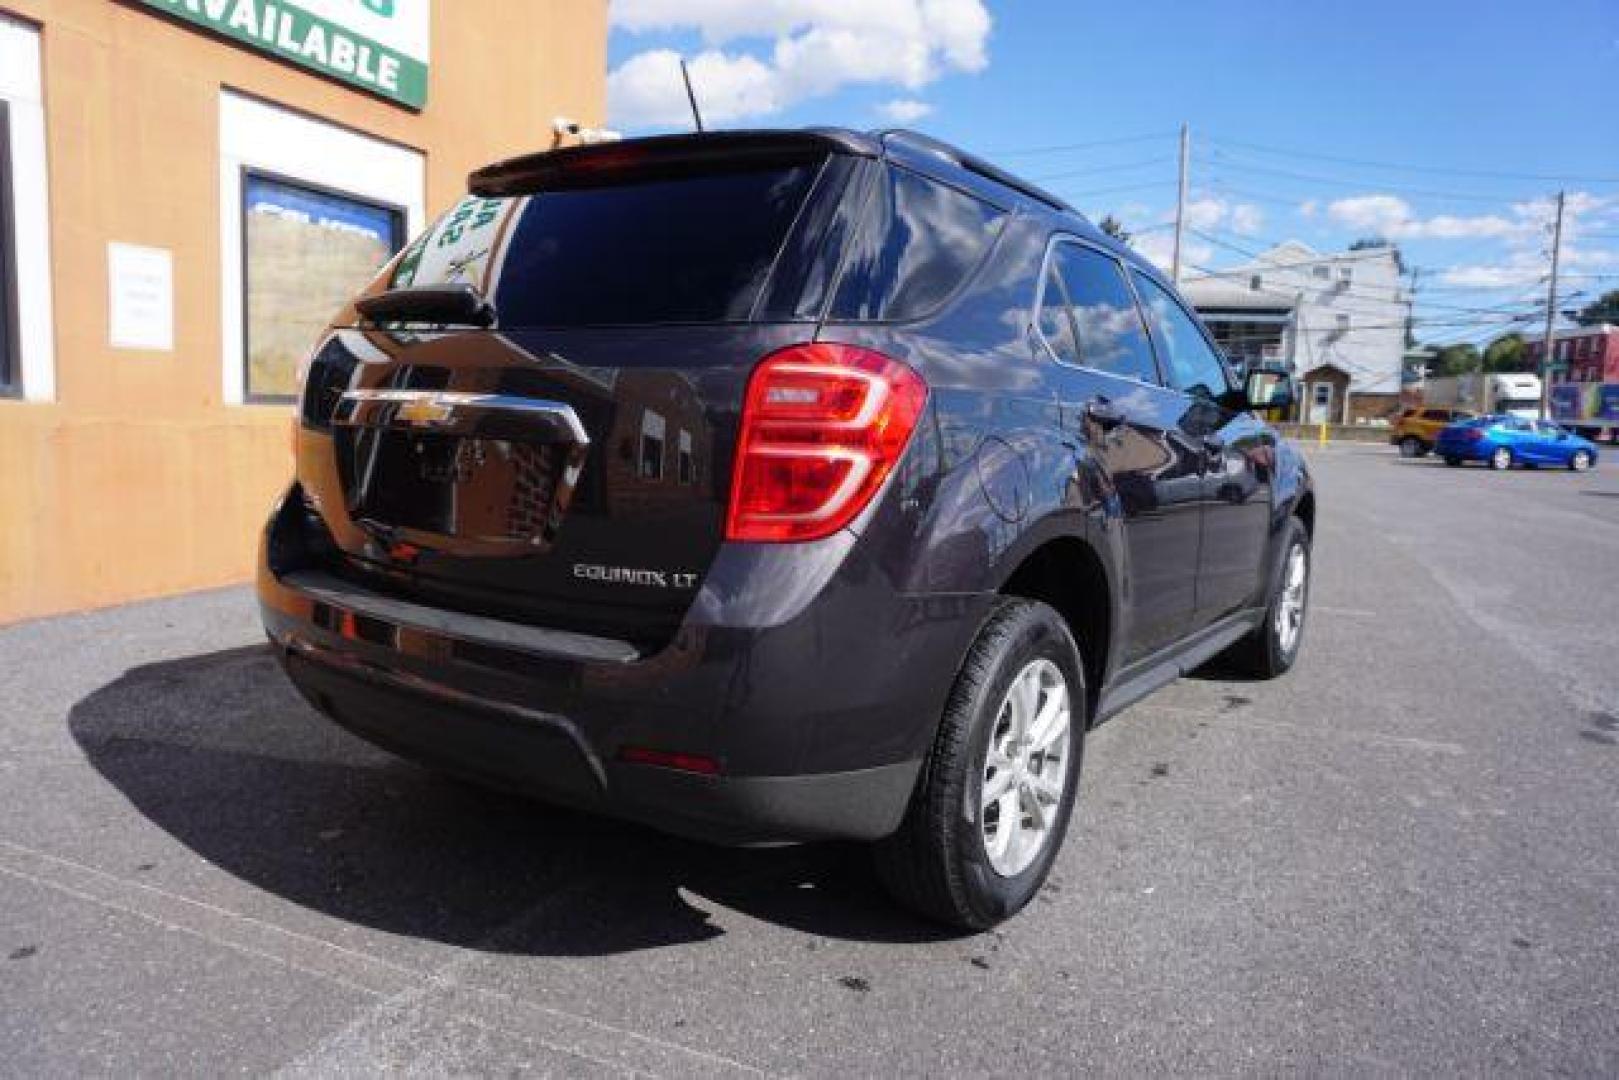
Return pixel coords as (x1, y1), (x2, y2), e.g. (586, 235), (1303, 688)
(1094, 609), (1263, 724)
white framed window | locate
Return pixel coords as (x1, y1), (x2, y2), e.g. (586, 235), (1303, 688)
(0, 15), (55, 402)
(677, 429), (694, 485)
(1339, 265), (1353, 283)
(1335, 314), (1351, 331)
(1312, 265), (1330, 280)
(639, 409), (666, 480)
(218, 90), (424, 405)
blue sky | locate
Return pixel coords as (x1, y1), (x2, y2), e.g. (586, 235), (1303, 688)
(607, 0), (1619, 345)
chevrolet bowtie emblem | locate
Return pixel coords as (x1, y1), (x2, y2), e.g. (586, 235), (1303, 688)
(395, 397), (454, 427)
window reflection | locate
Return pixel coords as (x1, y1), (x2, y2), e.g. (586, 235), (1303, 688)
(1051, 245), (1158, 384)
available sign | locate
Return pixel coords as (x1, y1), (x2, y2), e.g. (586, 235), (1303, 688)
(136, 0), (430, 109)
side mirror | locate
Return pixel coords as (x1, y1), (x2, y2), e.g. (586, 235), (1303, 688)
(1245, 369), (1294, 412)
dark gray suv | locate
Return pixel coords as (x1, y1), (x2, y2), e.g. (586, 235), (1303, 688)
(259, 128), (1314, 928)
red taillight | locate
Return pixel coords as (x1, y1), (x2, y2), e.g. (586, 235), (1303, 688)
(726, 344), (928, 543)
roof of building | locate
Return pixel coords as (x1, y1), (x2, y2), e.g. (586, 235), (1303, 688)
(1181, 274), (1298, 311)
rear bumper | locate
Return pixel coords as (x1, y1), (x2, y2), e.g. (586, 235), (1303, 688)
(257, 486), (988, 844)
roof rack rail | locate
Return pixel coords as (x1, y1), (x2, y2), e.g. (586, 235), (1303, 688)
(877, 129), (1074, 214)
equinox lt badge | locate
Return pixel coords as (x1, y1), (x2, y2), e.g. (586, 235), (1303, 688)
(573, 564), (698, 589)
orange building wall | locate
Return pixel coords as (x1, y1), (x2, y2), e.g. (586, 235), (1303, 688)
(0, 0), (608, 623)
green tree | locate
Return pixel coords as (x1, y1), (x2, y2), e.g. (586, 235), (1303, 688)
(1098, 215), (1132, 245)
(1429, 343), (1481, 378)
(1574, 289), (1619, 326)
(1482, 333), (1532, 373)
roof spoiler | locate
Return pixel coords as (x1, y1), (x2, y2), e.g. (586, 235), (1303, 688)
(468, 129), (880, 197)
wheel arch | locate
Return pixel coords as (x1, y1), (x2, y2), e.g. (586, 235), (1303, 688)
(1294, 489), (1316, 540)
(994, 532), (1116, 725)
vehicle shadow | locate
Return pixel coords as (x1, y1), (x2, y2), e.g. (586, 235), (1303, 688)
(67, 645), (960, 955)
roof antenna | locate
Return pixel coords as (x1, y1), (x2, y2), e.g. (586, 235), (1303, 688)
(680, 58), (705, 133)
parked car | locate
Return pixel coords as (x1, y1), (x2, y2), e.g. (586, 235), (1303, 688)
(1392, 406), (1474, 457)
(258, 129), (1316, 929)
(1436, 415), (1599, 471)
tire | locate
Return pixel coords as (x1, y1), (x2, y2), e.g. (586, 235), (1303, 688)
(876, 598), (1085, 930)
(1222, 517), (1311, 679)
(1443, 456), (1463, 467)
(1489, 447), (1513, 471)
(1570, 450), (1592, 472)
(1398, 436), (1424, 458)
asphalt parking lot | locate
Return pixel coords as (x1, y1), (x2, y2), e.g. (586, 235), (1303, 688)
(3, 446), (1617, 1076)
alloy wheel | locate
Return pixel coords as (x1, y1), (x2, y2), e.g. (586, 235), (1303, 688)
(981, 658), (1072, 878)
(1276, 543), (1308, 655)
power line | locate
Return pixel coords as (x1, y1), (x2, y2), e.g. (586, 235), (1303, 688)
(1186, 262), (1537, 332)
(983, 131), (1177, 158)
(1186, 226), (1539, 314)
(1053, 179), (1177, 201)
(1027, 156), (1176, 183)
(1202, 133), (1619, 186)
(1198, 152), (1539, 204)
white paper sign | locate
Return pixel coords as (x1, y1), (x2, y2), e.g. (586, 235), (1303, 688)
(108, 243), (174, 351)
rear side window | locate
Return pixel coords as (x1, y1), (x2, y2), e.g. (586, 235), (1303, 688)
(1035, 265), (1081, 365)
(830, 165), (1007, 322)
(1049, 243), (1160, 384)
(392, 162), (822, 326)
(1421, 408), (1449, 421)
(1131, 270), (1233, 401)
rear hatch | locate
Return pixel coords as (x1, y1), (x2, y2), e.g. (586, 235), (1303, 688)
(294, 134), (870, 647)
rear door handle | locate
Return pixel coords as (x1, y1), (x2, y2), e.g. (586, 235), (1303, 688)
(1085, 398), (1125, 430)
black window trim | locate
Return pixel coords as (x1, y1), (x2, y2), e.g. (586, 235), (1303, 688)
(1029, 233), (1169, 389)
(0, 99), (20, 399)
(240, 165), (408, 405)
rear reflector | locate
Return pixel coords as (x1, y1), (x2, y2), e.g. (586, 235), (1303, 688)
(618, 746), (722, 776)
(726, 344), (928, 543)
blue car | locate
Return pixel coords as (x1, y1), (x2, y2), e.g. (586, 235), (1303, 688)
(1435, 415), (1599, 471)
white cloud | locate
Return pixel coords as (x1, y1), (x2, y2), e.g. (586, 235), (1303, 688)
(1134, 231), (1212, 274)
(876, 98), (934, 123)
(609, 49), (780, 127)
(1327, 193), (1520, 240)
(607, 0), (992, 128)
(1422, 191), (1619, 287)
(1177, 195), (1263, 237)
(1299, 199), (1319, 219)
(1444, 254), (1541, 286)
(1229, 203), (1265, 236)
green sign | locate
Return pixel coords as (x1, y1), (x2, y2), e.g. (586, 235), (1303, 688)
(137, 0), (430, 109)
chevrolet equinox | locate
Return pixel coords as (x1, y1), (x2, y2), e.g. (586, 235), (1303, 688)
(258, 129), (1315, 928)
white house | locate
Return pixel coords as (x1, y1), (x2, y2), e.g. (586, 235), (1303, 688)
(1180, 241), (1412, 424)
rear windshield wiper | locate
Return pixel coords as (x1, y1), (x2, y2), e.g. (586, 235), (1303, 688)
(355, 283), (497, 328)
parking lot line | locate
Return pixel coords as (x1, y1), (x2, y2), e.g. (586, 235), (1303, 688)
(0, 838), (771, 1078)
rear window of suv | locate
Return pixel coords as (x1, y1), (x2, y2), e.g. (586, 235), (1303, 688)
(390, 161), (824, 327)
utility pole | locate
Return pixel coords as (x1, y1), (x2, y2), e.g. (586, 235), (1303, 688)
(680, 59), (705, 133)
(1171, 123), (1189, 285)
(1538, 190), (1565, 420)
